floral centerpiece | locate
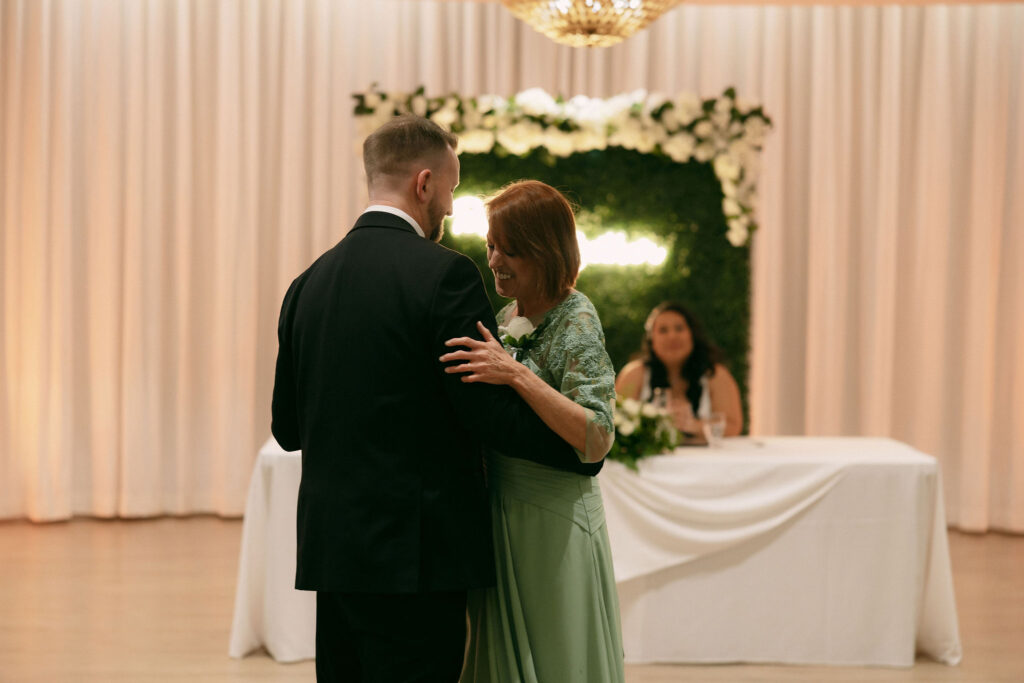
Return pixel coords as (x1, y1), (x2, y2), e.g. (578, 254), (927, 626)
(608, 397), (679, 471)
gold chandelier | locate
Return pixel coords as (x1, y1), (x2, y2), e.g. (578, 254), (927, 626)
(500, 0), (679, 48)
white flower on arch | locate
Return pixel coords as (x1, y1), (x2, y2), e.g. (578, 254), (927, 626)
(353, 86), (772, 246)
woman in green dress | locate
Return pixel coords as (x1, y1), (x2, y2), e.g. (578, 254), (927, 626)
(441, 180), (625, 683)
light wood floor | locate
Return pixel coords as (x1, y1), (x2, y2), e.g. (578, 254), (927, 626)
(0, 518), (1021, 682)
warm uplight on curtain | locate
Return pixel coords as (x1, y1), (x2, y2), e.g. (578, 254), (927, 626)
(1, 0), (1021, 531)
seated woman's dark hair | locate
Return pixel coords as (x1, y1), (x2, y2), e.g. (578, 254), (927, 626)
(642, 302), (724, 414)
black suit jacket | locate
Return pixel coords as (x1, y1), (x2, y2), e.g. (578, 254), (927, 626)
(271, 211), (588, 594)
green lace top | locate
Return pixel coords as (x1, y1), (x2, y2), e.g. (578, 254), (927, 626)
(496, 290), (616, 464)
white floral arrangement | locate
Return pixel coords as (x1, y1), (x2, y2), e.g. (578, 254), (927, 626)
(608, 396), (680, 470)
(353, 85), (771, 246)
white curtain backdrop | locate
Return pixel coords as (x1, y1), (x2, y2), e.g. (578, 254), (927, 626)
(2, 1), (1021, 530)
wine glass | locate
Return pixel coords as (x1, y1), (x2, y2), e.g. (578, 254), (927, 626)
(702, 412), (727, 448)
(651, 387), (668, 411)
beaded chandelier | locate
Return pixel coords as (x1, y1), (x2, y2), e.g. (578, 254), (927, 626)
(500, 0), (679, 48)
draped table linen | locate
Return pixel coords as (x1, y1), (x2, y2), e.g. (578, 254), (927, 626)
(601, 437), (961, 666)
(229, 436), (961, 666)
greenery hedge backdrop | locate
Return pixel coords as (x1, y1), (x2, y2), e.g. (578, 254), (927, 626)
(441, 146), (751, 430)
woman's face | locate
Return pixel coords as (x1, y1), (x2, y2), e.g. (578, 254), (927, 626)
(487, 229), (540, 303)
(650, 310), (693, 366)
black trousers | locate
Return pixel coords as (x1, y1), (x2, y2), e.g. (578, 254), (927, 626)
(315, 590), (468, 683)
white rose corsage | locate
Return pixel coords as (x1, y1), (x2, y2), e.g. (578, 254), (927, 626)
(498, 316), (537, 360)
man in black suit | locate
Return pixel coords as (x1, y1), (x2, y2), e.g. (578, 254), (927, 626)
(271, 115), (581, 682)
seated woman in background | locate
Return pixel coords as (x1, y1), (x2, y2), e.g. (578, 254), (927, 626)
(615, 302), (743, 438)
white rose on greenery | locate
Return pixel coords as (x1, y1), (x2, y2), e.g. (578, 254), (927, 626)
(613, 408), (627, 428)
(609, 118), (644, 149)
(543, 128), (576, 158)
(515, 87), (559, 117)
(634, 130), (658, 154)
(621, 397), (642, 417)
(722, 197), (742, 217)
(505, 316), (535, 340)
(714, 97), (733, 117)
(462, 105), (483, 130)
(673, 93), (703, 127)
(658, 107), (680, 132)
(726, 221), (749, 247)
(494, 111), (515, 129)
(496, 122), (541, 156)
(458, 129), (496, 154)
(641, 402), (661, 418)
(411, 95), (428, 117)
(607, 109), (632, 131)
(646, 92), (669, 110)
(662, 132), (696, 163)
(430, 106), (459, 130)
(599, 97), (631, 127)
(500, 315), (536, 350)
(745, 116), (767, 146)
(618, 419), (637, 437)
(720, 179), (738, 198)
(727, 214), (751, 244)
(714, 154), (742, 182)
(694, 143), (715, 162)
(572, 129), (606, 152)
(712, 131), (732, 153)
(476, 94), (506, 114)
(738, 185), (758, 211)
(364, 92), (381, 110)
(728, 139), (753, 166)
(711, 110), (731, 133)
(693, 120), (713, 140)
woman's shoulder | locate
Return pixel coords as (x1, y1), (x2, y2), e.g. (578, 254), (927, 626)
(565, 289), (597, 313)
(709, 363), (738, 385)
(556, 290), (602, 326)
(554, 291), (606, 338)
(615, 359), (646, 397)
(619, 358), (645, 378)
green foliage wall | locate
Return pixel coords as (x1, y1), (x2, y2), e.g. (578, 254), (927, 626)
(441, 146), (751, 429)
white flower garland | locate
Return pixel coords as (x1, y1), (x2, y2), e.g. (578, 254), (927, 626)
(353, 85), (771, 247)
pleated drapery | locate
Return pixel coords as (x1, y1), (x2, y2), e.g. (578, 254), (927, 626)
(2, 1), (1022, 530)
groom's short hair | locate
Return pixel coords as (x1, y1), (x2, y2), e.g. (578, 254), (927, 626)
(363, 115), (458, 187)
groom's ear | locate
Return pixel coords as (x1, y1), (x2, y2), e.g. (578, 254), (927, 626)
(414, 168), (432, 202)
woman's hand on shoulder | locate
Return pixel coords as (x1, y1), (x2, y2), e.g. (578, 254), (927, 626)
(441, 321), (526, 386)
(615, 360), (644, 399)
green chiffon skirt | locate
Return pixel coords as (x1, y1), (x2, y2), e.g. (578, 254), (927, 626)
(461, 453), (626, 683)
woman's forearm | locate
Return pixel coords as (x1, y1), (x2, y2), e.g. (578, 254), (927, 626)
(509, 365), (588, 453)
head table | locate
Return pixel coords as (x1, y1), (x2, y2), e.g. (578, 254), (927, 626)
(229, 436), (961, 667)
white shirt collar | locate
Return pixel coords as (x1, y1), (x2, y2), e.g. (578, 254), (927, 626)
(363, 205), (425, 238)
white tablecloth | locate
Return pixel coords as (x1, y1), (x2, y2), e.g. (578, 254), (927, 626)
(229, 436), (961, 667)
(229, 445), (315, 662)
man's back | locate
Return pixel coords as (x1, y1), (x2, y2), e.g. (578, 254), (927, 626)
(274, 211), (500, 593)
